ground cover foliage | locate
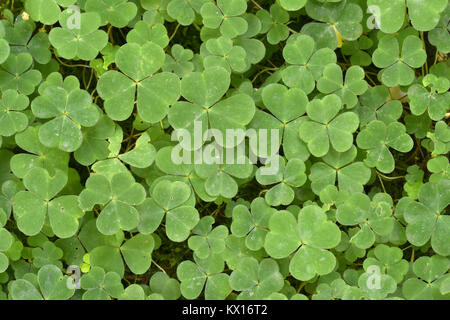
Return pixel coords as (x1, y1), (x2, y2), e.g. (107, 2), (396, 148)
(0, 0), (449, 300)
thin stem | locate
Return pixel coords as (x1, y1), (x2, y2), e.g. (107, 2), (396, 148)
(297, 282), (307, 293)
(54, 55), (91, 68)
(365, 72), (377, 86)
(434, 50), (439, 65)
(250, 0), (263, 10)
(125, 127), (135, 153)
(107, 25), (114, 45)
(376, 171), (387, 193)
(252, 68), (276, 83)
(152, 259), (167, 274)
(287, 25), (298, 34)
(420, 32), (428, 75)
(86, 68), (94, 90)
(376, 171), (405, 181)
(169, 23), (181, 42)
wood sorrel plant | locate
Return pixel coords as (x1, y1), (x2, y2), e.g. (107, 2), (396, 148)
(0, 0), (448, 301)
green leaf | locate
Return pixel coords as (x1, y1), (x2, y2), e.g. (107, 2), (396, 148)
(357, 120), (413, 173)
(229, 257), (284, 299)
(367, 0), (405, 33)
(299, 94), (359, 157)
(405, 180), (450, 256)
(49, 12), (108, 60)
(115, 42), (165, 81)
(37, 265), (75, 300)
(407, 0), (448, 31)
(85, 0), (137, 28)
(120, 234), (154, 274)
(0, 53), (42, 95)
(279, 0), (306, 11)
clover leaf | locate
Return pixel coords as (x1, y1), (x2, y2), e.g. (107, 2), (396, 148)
(168, 66), (255, 150)
(32, 240), (64, 268)
(163, 44), (195, 77)
(203, 36), (247, 73)
(427, 156), (450, 182)
(138, 180), (199, 242)
(0, 38), (9, 65)
(222, 235), (265, 270)
(10, 126), (69, 179)
(168, 0), (209, 26)
(341, 36), (373, 67)
(10, 265), (75, 300)
(363, 244), (409, 284)
(127, 21), (169, 48)
(79, 172), (146, 235)
(0, 53), (42, 95)
(0, 89), (29, 137)
(255, 156), (306, 206)
(85, 0), (138, 28)
(309, 146), (371, 195)
(357, 120), (414, 173)
(229, 257), (284, 299)
(194, 153), (254, 199)
(426, 121), (450, 156)
(152, 146), (216, 202)
(428, 5), (450, 53)
(188, 216), (228, 259)
(201, 0), (248, 38)
(256, 4), (290, 45)
(367, 0), (405, 34)
(73, 114), (116, 166)
(80, 266), (124, 300)
(358, 267), (397, 300)
(402, 255), (450, 300)
(408, 74), (450, 121)
(24, 0), (75, 25)
(49, 12), (108, 61)
(118, 132), (156, 169)
(118, 284), (146, 300)
(120, 233), (155, 274)
(233, 14), (266, 68)
(313, 278), (363, 300)
(407, 0), (448, 31)
(305, 0), (363, 44)
(31, 86), (100, 152)
(299, 94), (359, 157)
(97, 41), (180, 123)
(357, 85), (403, 127)
(336, 192), (395, 249)
(317, 64), (368, 108)
(249, 83), (309, 160)
(177, 253), (231, 299)
(282, 34), (337, 94)
(264, 205), (341, 280)
(149, 271), (181, 300)
(404, 180), (450, 256)
(231, 197), (276, 251)
(2, 19), (51, 64)
(372, 35), (427, 87)
(87, 233), (154, 277)
(0, 227), (12, 272)
(13, 167), (85, 238)
(279, 0), (306, 11)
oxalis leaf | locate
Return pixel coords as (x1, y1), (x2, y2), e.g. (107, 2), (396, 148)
(264, 205), (341, 281)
